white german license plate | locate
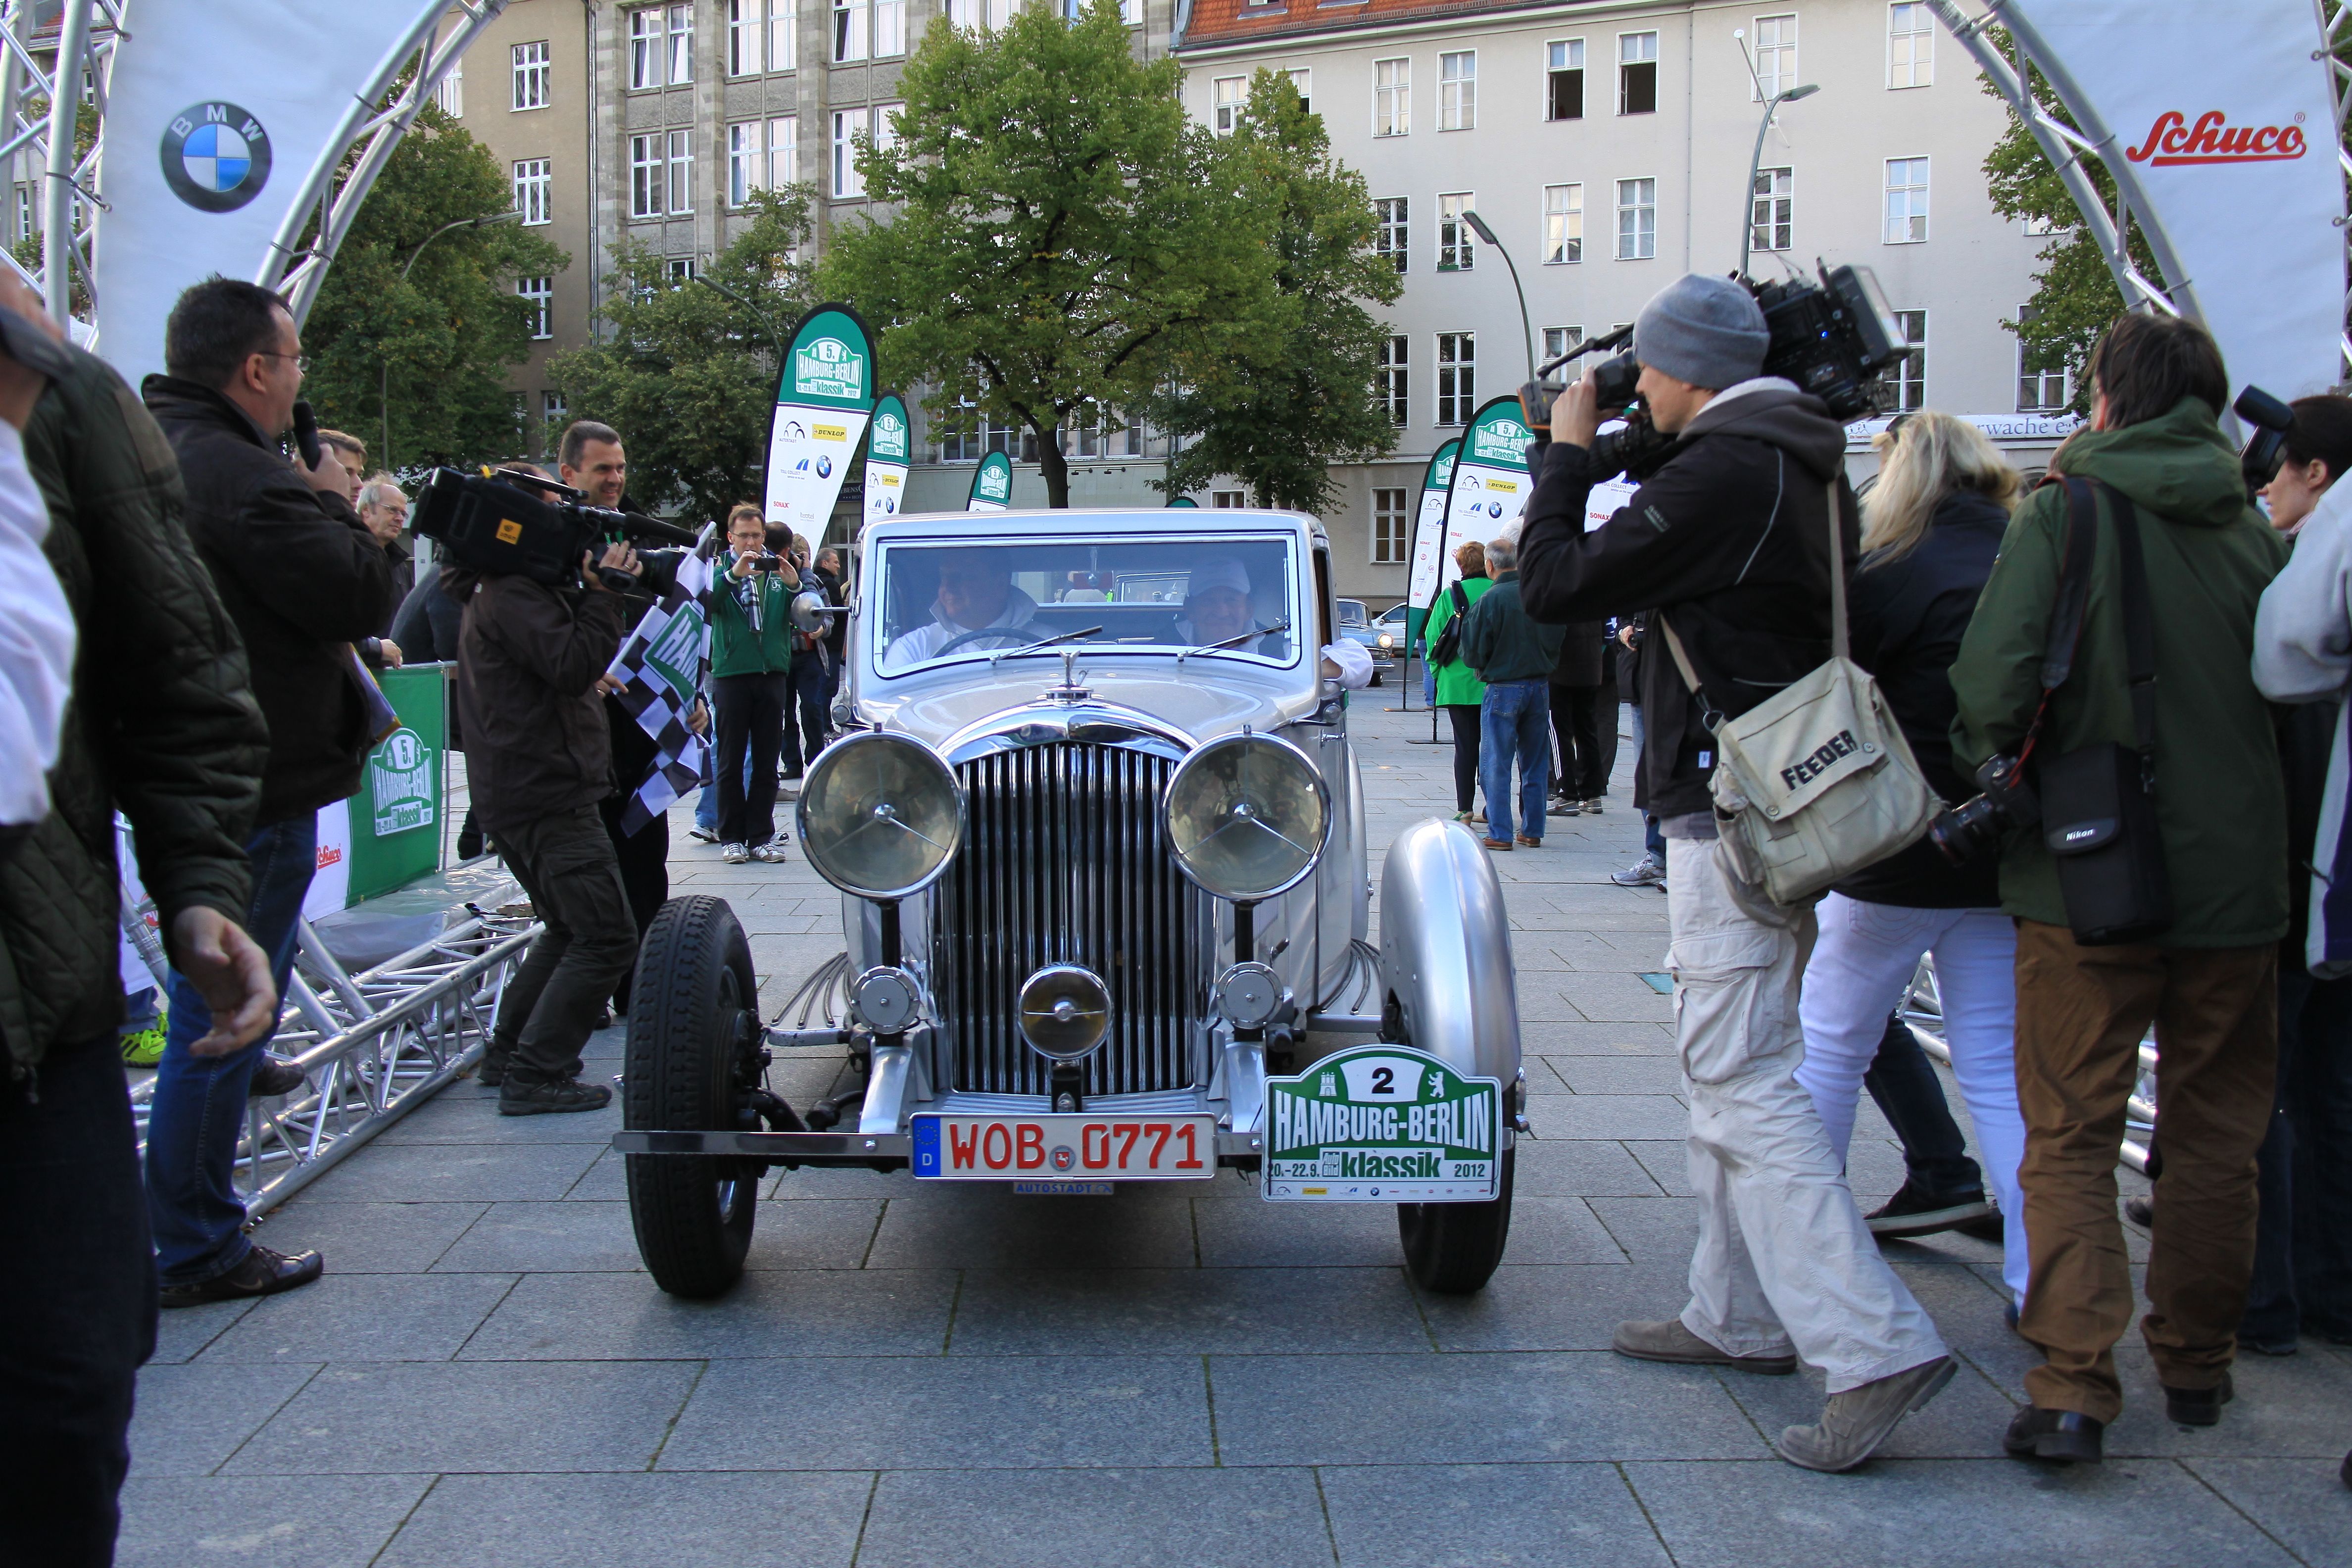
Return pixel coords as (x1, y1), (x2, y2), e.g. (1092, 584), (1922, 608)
(911, 1114), (1217, 1181)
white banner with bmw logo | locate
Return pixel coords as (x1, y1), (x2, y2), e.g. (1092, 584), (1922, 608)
(1421, 397), (1536, 608)
(94, 1), (438, 383)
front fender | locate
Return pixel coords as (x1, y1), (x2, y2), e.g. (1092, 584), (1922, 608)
(1377, 817), (1521, 1087)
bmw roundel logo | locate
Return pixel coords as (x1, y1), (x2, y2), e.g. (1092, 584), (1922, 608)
(161, 102), (272, 213)
(1488, 501), (1503, 518)
(816, 454), (833, 479)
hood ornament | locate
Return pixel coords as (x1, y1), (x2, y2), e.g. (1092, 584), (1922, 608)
(1045, 646), (1090, 703)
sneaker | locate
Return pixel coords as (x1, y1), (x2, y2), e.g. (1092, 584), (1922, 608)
(247, 1056), (307, 1098)
(688, 826), (718, 844)
(720, 841), (751, 864)
(1547, 798), (1579, 816)
(1470, 811), (1486, 825)
(1613, 1317), (1796, 1374)
(1864, 1178), (1994, 1239)
(119, 1014), (167, 1069)
(157, 1243), (324, 1308)
(750, 841), (789, 863)
(499, 1076), (615, 1116)
(1610, 856), (1666, 888)
(477, 1043), (516, 1087)
(1955, 1207), (2008, 1244)
(1452, 810), (1474, 824)
(1582, 798), (1606, 814)
(1779, 1356), (1955, 1472)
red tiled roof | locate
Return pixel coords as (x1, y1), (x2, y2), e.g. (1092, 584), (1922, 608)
(1177, 0), (1556, 52)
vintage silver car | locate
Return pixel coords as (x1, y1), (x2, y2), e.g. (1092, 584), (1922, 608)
(613, 508), (1526, 1298)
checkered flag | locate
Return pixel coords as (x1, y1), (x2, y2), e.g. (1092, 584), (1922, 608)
(607, 555), (713, 836)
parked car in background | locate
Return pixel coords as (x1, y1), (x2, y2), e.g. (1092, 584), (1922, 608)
(1372, 602), (1416, 665)
(615, 508), (1527, 1301)
(1335, 598), (1385, 685)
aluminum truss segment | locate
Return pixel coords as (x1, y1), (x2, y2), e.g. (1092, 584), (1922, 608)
(260, 0), (508, 325)
(2320, 0), (2352, 379)
(0, 0), (121, 326)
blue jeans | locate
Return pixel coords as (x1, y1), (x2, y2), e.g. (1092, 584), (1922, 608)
(695, 749), (755, 833)
(1478, 679), (1550, 843)
(145, 816), (316, 1284)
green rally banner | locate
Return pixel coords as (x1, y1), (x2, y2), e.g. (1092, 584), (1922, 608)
(1424, 401), (1534, 615)
(765, 303), (878, 542)
(343, 663), (447, 905)
(863, 391), (911, 530)
(967, 450), (1013, 513)
(1403, 437), (1461, 643)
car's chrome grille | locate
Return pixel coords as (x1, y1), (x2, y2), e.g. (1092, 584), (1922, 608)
(937, 742), (1207, 1096)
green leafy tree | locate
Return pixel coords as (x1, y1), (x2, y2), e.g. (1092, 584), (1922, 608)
(548, 189), (816, 524)
(817, 0), (1279, 507)
(301, 103), (570, 473)
(1147, 71), (1402, 511)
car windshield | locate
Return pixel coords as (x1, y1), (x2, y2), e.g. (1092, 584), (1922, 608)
(1337, 599), (1369, 626)
(873, 536), (1301, 673)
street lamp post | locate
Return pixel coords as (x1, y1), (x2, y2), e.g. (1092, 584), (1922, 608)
(1732, 30), (1818, 280)
(382, 208), (524, 475)
(689, 272), (791, 357)
(1460, 209), (1536, 392)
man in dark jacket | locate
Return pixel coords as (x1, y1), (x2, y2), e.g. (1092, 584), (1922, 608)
(1952, 314), (2290, 1462)
(1459, 529), (1563, 849)
(1515, 273), (1951, 1473)
(140, 278), (397, 1307)
(455, 539), (638, 1113)
(2, 305), (276, 1566)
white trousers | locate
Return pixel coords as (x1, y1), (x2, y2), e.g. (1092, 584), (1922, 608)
(1665, 837), (1948, 1392)
(1796, 895), (2029, 1303)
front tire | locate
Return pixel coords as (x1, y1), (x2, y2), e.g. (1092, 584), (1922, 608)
(1397, 1147), (1514, 1293)
(624, 895), (762, 1297)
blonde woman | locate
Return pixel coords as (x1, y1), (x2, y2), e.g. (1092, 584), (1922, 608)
(1794, 411), (2034, 1310)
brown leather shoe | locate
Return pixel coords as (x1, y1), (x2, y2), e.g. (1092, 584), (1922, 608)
(1481, 837), (1513, 851)
(1515, 834), (1541, 847)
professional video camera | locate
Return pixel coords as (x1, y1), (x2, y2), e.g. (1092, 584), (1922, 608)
(410, 466), (697, 589)
(1528, 262), (1907, 482)
(2234, 385), (2296, 498)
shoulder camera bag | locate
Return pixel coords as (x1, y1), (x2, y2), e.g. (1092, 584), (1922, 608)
(1657, 481), (1939, 905)
(2033, 479), (2173, 944)
(1429, 581), (1471, 668)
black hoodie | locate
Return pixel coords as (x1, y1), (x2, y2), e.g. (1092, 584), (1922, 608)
(1516, 380), (1859, 821)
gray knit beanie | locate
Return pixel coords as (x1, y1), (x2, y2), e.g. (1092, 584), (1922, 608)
(1634, 274), (1769, 391)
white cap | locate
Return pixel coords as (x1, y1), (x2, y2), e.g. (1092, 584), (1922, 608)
(1188, 556), (1251, 598)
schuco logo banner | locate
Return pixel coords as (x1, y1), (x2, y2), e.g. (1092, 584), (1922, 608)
(2126, 110), (2308, 166)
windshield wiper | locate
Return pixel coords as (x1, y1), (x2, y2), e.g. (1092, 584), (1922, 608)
(1178, 621), (1291, 666)
(988, 626), (1103, 667)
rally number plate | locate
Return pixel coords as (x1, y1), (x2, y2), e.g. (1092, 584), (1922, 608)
(912, 1114), (1217, 1181)
(1262, 1045), (1503, 1202)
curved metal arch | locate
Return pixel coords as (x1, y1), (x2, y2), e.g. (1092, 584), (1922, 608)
(259, 0), (510, 325)
(2319, 0), (2352, 379)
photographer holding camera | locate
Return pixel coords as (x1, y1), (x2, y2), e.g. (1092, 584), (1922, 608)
(452, 524), (642, 1115)
(1516, 273), (1952, 1473)
(706, 502), (799, 863)
(1950, 313), (2287, 1464)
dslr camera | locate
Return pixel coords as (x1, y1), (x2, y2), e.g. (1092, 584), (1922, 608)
(1541, 263), (1908, 481)
(410, 466), (696, 588)
(1925, 751), (2040, 865)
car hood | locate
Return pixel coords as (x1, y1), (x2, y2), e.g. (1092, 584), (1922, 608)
(866, 661), (1325, 755)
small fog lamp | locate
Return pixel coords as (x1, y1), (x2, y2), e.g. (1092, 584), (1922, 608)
(797, 731), (965, 899)
(1019, 965), (1111, 1060)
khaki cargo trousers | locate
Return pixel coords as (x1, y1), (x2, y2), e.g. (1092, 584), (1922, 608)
(2012, 920), (2277, 1422)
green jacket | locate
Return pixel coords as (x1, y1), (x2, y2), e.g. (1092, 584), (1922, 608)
(1950, 397), (2289, 946)
(4, 345), (267, 1076)
(1426, 574), (1492, 706)
(705, 553), (795, 677)
(1461, 571), (1566, 686)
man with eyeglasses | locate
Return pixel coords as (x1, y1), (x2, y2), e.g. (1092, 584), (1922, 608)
(139, 277), (397, 1307)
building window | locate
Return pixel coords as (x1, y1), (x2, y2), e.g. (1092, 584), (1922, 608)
(2016, 307), (2070, 412)
(666, 257), (698, 282)
(831, 109), (898, 197)
(1373, 57), (1408, 136)
(1284, 67), (1311, 114)
(1619, 32), (1658, 115)
(668, 130), (692, 214)
(518, 275), (553, 340)
(1616, 177), (1656, 259)
(1205, 490), (1242, 509)
(1547, 40), (1584, 121)
(1884, 156), (1929, 243)
(1377, 335), (1407, 426)
(1751, 14), (1795, 99)
(945, 0), (1012, 29)
(668, 3), (694, 83)
(1888, 2), (1934, 89)
(771, 0), (798, 70)
(875, 0), (905, 57)
(1891, 309), (1926, 411)
(770, 115), (799, 186)
(511, 41), (550, 110)
(1542, 325), (1583, 362)
(1751, 166), (1791, 252)
(1213, 75), (1246, 135)
(542, 389), (567, 430)
(728, 123), (760, 205)
(1437, 193), (1474, 272)
(1542, 183), (1582, 264)
(1372, 488), (1409, 563)
(629, 9), (663, 89)
(1439, 51), (1475, 131)
(434, 58), (463, 115)
(1436, 333), (1475, 426)
(630, 135), (663, 217)
(1374, 197), (1407, 274)
(833, 0), (867, 62)
(872, 101), (903, 161)
(13, 187), (28, 244)
(512, 158), (551, 225)
(728, 0), (761, 74)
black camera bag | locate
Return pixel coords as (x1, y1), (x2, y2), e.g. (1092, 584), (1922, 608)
(2036, 478), (2173, 944)
(1429, 581), (1470, 667)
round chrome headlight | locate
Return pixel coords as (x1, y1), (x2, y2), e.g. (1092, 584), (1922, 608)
(1161, 732), (1330, 902)
(797, 731), (964, 899)
(1019, 964), (1111, 1060)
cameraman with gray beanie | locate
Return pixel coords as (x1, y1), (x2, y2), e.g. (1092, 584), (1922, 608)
(1516, 272), (1954, 1473)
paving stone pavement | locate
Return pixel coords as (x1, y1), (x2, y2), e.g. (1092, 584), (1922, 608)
(122, 699), (2352, 1567)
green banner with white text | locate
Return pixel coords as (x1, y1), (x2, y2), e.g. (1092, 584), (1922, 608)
(765, 303), (878, 544)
